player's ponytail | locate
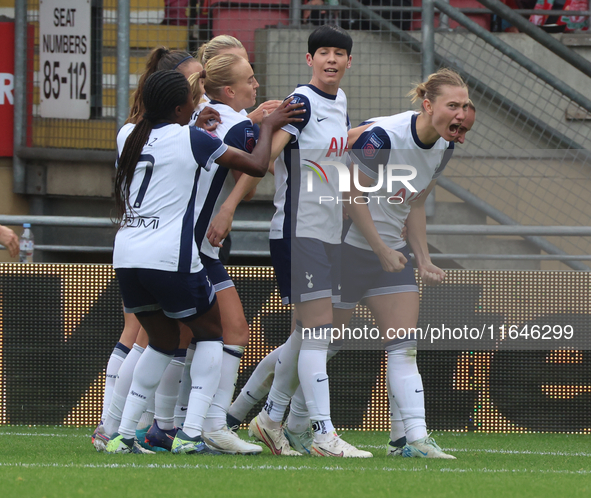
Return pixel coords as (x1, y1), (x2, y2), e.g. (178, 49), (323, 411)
(127, 46), (196, 124)
(197, 35), (245, 65)
(203, 54), (243, 102)
(115, 70), (191, 223)
(188, 69), (206, 108)
(407, 68), (467, 105)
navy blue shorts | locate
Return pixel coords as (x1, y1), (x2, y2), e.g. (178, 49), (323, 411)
(116, 267), (216, 321)
(200, 253), (234, 292)
(335, 243), (417, 309)
(270, 237), (341, 305)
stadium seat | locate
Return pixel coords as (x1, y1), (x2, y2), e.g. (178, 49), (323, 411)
(210, 0), (291, 62)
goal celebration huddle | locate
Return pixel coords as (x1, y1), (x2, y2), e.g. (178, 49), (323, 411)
(94, 24), (476, 458)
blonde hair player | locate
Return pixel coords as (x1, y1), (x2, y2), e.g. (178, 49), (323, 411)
(197, 35), (282, 126)
(333, 68), (470, 459)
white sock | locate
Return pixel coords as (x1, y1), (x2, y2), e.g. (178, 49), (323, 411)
(286, 386), (309, 433)
(155, 356), (185, 431)
(286, 338), (343, 432)
(265, 325), (303, 423)
(103, 343), (144, 436)
(228, 344), (282, 423)
(137, 393), (155, 431)
(202, 345), (244, 432)
(299, 325), (332, 425)
(387, 374), (406, 444)
(118, 345), (174, 439)
(183, 340), (223, 438)
(174, 343), (195, 427)
(100, 342), (130, 423)
(387, 345), (427, 443)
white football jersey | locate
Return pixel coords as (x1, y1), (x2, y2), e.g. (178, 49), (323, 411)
(345, 111), (454, 251)
(270, 84), (350, 244)
(193, 100), (259, 259)
(113, 122), (228, 272)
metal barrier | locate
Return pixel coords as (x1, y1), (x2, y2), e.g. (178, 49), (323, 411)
(2, 215), (591, 262)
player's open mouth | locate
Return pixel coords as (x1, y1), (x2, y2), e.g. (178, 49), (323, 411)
(449, 123), (460, 134)
(325, 68), (338, 74)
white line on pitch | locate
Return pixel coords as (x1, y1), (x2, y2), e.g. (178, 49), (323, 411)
(1, 461), (591, 475)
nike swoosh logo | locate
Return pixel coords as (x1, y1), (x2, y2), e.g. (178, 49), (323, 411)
(317, 378), (329, 383)
(415, 389), (424, 393)
(315, 446), (344, 457)
(260, 426), (281, 455)
(246, 391), (257, 400)
(317, 117), (328, 122)
(180, 407), (187, 411)
(418, 449), (428, 456)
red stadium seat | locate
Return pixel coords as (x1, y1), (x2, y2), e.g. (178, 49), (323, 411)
(210, 0), (291, 62)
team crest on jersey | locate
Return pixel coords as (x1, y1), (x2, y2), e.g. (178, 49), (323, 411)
(288, 96), (302, 105)
(361, 132), (384, 159)
(245, 128), (256, 153)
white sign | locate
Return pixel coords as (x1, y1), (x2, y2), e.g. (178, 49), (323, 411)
(39, 0), (91, 119)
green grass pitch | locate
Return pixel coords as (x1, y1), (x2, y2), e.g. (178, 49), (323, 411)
(0, 427), (590, 498)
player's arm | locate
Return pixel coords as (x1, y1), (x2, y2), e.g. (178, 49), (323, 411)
(344, 170), (407, 273)
(216, 99), (303, 176)
(207, 126), (293, 247)
(405, 179), (446, 286)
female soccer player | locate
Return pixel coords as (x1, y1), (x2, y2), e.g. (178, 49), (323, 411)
(94, 47), (218, 450)
(103, 69), (302, 454)
(334, 68), (471, 459)
(197, 35), (281, 125)
(185, 53), (272, 455)
(239, 25), (372, 458)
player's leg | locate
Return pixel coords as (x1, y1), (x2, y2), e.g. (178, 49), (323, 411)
(201, 284), (262, 454)
(106, 310), (180, 454)
(142, 325), (192, 451)
(295, 240), (371, 458)
(173, 324), (196, 428)
(93, 309), (139, 446)
(247, 239), (302, 456)
(227, 344), (283, 428)
(284, 309), (348, 455)
(96, 326), (150, 451)
(171, 298), (225, 455)
(366, 291), (455, 459)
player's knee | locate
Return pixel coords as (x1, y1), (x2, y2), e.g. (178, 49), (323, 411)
(222, 317), (249, 347)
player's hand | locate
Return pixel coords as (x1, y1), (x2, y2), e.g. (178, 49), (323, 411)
(0, 225), (19, 258)
(418, 263), (446, 286)
(261, 97), (305, 131)
(247, 100), (282, 124)
(195, 106), (221, 131)
(376, 246), (407, 273)
(207, 208), (233, 248)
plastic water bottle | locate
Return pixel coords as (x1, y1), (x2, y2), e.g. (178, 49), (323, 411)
(19, 223), (34, 263)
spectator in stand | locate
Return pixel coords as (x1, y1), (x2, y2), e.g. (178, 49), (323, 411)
(0, 225), (19, 258)
(530, 0), (589, 32)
